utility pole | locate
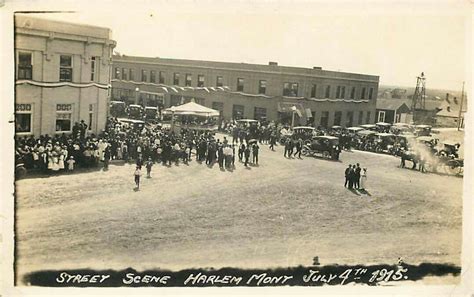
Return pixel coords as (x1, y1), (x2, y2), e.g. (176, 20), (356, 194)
(457, 81), (465, 131)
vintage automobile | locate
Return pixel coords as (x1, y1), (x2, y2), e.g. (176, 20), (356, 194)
(390, 122), (411, 135)
(127, 104), (145, 120)
(118, 118), (146, 131)
(292, 126), (317, 141)
(437, 142), (463, 175)
(355, 129), (377, 151)
(413, 124), (432, 136)
(346, 126), (364, 135)
(374, 132), (396, 153)
(109, 101), (127, 118)
(375, 122), (392, 132)
(359, 124), (378, 131)
(302, 135), (341, 160)
(392, 134), (416, 155)
(144, 106), (159, 122)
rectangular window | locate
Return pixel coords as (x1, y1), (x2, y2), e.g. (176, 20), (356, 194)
(233, 104), (244, 119)
(311, 84), (317, 98)
(237, 78), (244, 92)
(88, 104), (94, 131)
(358, 111), (363, 125)
(346, 111), (354, 127)
(320, 111), (329, 128)
(56, 104), (73, 132)
(341, 86), (346, 98)
(114, 67), (120, 79)
(334, 111), (342, 126)
(141, 70), (148, 82)
(121, 68), (128, 80)
(15, 104), (33, 134)
(150, 70), (156, 83)
(216, 76), (223, 87)
(159, 71), (165, 84)
(283, 82), (299, 97)
(198, 75), (205, 87)
(129, 69), (135, 81)
(258, 80), (267, 94)
(325, 85), (331, 98)
(173, 73), (180, 85)
(212, 102), (224, 114)
(336, 86), (341, 99)
(361, 87), (366, 99)
(90, 56), (98, 81)
(185, 74), (192, 86)
(350, 87), (356, 99)
(59, 55), (73, 82)
(254, 107), (267, 120)
(18, 52), (32, 79)
(366, 111), (371, 123)
(369, 87), (374, 100)
(378, 111), (386, 122)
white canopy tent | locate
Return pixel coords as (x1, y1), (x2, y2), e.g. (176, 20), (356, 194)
(164, 101), (220, 117)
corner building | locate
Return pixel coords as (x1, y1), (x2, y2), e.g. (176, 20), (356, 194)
(112, 55), (379, 127)
(15, 16), (116, 137)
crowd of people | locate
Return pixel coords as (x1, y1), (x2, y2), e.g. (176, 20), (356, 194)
(344, 163), (368, 191)
(15, 117), (268, 177)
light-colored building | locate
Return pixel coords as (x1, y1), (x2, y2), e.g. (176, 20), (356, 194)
(15, 15), (116, 137)
(112, 55), (379, 128)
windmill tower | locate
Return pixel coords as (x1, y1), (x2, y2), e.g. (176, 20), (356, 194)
(411, 72), (426, 110)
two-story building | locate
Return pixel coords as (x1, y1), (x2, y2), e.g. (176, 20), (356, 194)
(111, 55), (379, 127)
(15, 15), (116, 137)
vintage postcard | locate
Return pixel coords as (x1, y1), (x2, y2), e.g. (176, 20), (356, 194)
(0, 0), (472, 295)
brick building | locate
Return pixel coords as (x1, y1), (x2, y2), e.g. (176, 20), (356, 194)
(15, 16), (116, 137)
(111, 55), (379, 128)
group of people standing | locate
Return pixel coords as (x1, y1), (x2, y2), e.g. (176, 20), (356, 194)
(344, 163), (368, 191)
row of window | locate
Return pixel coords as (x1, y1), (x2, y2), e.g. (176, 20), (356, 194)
(15, 103), (94, 134)
(17, 52), (100, 82)
(114, 67), (375, 100)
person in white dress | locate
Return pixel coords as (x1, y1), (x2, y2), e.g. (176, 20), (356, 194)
(360, 168), (368, 190)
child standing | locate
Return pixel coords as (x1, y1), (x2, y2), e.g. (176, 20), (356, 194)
(145, 157), (153, 178)
(134, 166), (141, 190)
(67, 156), (76, 172)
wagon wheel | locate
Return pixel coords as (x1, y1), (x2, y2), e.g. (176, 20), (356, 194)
(424, 161), (437, 173)
(301, 147), (309, 156)
(322, 151), (330, 159)
(444, 160), (462, 175)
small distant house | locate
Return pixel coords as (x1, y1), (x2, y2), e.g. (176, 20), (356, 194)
(376, 99), (411, 124)
(435, 96), (467, 128)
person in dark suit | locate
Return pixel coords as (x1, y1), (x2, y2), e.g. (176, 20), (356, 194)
(355, 163), (362, 189)
(244, 145), (251, 167)
(344, 164), (352, 188)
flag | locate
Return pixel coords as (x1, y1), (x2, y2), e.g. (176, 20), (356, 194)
(170, 87), (178, 93)
(161, 87), (168, 93)
(179, 87), (185, 91)
(203, 87), (210, 93)
(209, 87), (216, 91)
(217, 87), (225, 91)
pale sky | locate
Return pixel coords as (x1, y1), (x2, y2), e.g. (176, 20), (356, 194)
(12, 0), (471, 91)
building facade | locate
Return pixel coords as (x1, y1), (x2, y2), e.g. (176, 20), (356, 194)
(376, 99), (411, 124)
(112, 55), (379, 128)
(15, 16), (116, 137)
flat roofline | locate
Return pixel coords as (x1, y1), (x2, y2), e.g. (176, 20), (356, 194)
(113, 54), (379, 81)
(15, 14), (112, 39)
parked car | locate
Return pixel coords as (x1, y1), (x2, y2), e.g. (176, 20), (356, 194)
(302, 135), (341, 160)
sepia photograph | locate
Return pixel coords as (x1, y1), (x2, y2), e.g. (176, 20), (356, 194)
(1, 0), (473, 294)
